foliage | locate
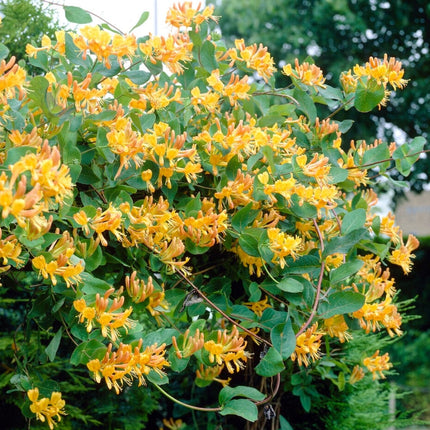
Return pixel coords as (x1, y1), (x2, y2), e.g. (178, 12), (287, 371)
(0, 2), (426, 428)
(216, 0), (430, 202)
(0, 0), (66, 74)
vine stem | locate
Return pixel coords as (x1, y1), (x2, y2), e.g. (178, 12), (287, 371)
(177, 272), (272, 347)
(348, 148), (430, 170)
(151, 382), (222, 412)
(255, 373), (281, 406)
(296, 219), (325, 337)
(42, 0), (125, 34)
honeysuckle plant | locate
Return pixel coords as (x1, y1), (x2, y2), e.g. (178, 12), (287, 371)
(0, 2), (426, 428)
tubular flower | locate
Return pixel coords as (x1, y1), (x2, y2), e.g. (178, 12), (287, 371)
(357, 254), (396, 302)
(90, 204), (124, 246)
(291, 323), (325, 367)
(380, 212), (401, 244)
(132, 81), (182, 112)
(226, 39), (276, 83)
(139, 33), (193, 75)
(195, 364), (231, 387)
(161, 418), (185, 430)
(363, 350), (392, 380)
(172, 329), (205, 359)
(166, 2), (218, 31)
(352, 296), (402, 337)
(214, 170), (254, 210)
(349, 365), (365, 385)
(268, 228), (303, 268)
(180, 207), (228, 248)
(231, 243), (265, 277)
(323, 315), (352, 343)
(32, 232), (84, 287)
(74, 26), (137, 68)
(86, 340), (169, 394)
(204, 326), (250, 374)
(244, 296), (271, 317)
(73, 288), (133, 341)
(282, 59), (326, 90)
(124, 271), (154, 303)
(388, 233), (419, 274)
(27, 388), (66, 430)
(0, 230), (23, 267)
(0, 56), (26, 105)
(353, 54), (408, 90)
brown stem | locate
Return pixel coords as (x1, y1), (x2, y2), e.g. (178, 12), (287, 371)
(296, 219), (325, 337)
(177, 271), (272, 347)
(348, 148), (430, 170)
(255, 373), (281, 405)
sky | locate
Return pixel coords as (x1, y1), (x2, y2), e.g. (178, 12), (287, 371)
(50, 0), (205, 37)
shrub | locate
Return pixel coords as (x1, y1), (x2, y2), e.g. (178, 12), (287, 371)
(0, 2), (425, 428)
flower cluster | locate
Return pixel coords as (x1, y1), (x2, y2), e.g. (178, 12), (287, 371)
(87, 340), (169, 393)
(27, 388), (66, 430)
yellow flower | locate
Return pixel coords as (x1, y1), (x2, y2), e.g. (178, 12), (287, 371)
(349, 365), (365, 385)
(363, 350), (392, 380)
(87, 340), (169, 393)
(27, 388), (66, 430)
(291, 323), (325, 367)
(244, 296), (271, 317)
(267, 227), (303, 268)
(172, 328), (205, 359)
(166, 1), (218, 31)
(324, 315), (352, 343)
(388, 233), (419, 274)
(195, 364), (231, 387)
(282, 59), (326, 90)
(227, 39), (276, 82)
(204, 326), (250, 374)
(74, 288), (134, 341)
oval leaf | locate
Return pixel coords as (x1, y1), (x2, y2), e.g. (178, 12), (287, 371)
(64, 6), (92, 24)
(319, 291), (365, 318)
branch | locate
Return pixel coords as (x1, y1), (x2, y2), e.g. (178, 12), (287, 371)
(296, 219), (325, 337)
(177, 271), (272, 347)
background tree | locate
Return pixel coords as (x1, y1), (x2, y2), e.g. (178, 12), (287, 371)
(216, 0), (430, 200)
(0, 0), (66, 72)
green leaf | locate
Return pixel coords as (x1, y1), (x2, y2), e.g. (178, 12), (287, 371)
(323, 228), (370, 257)
(328, 166), (349, 184)
(125, 70), (151, 85)
(64, 6), (92, 24)
(329, 259), (364, 284)
(70, 340), (106, 365)
(231, 203), (259, 232)
(200, 40), (217, 71)
(255, 347), (285, 377)
(280, 415), (294, 430)
(271, 320), (296, 360)
(293, 87), (317, 122)
(354, 79), (385, 112)
(45, 328), (63, 362)
(341, 209), (367, 235)
(129, 11), (150, 32)
(219, 385), (265, 405)
(361, 142), (390, 167)
(319, 291), (365, 318)
(141, 328), (178, 348)
(392, 137), (426, 176)
(0, 43), (9, 60)
(219, 399), (258, 422)
(239, 228), (268, 257)
(276, 278), (304, 293)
